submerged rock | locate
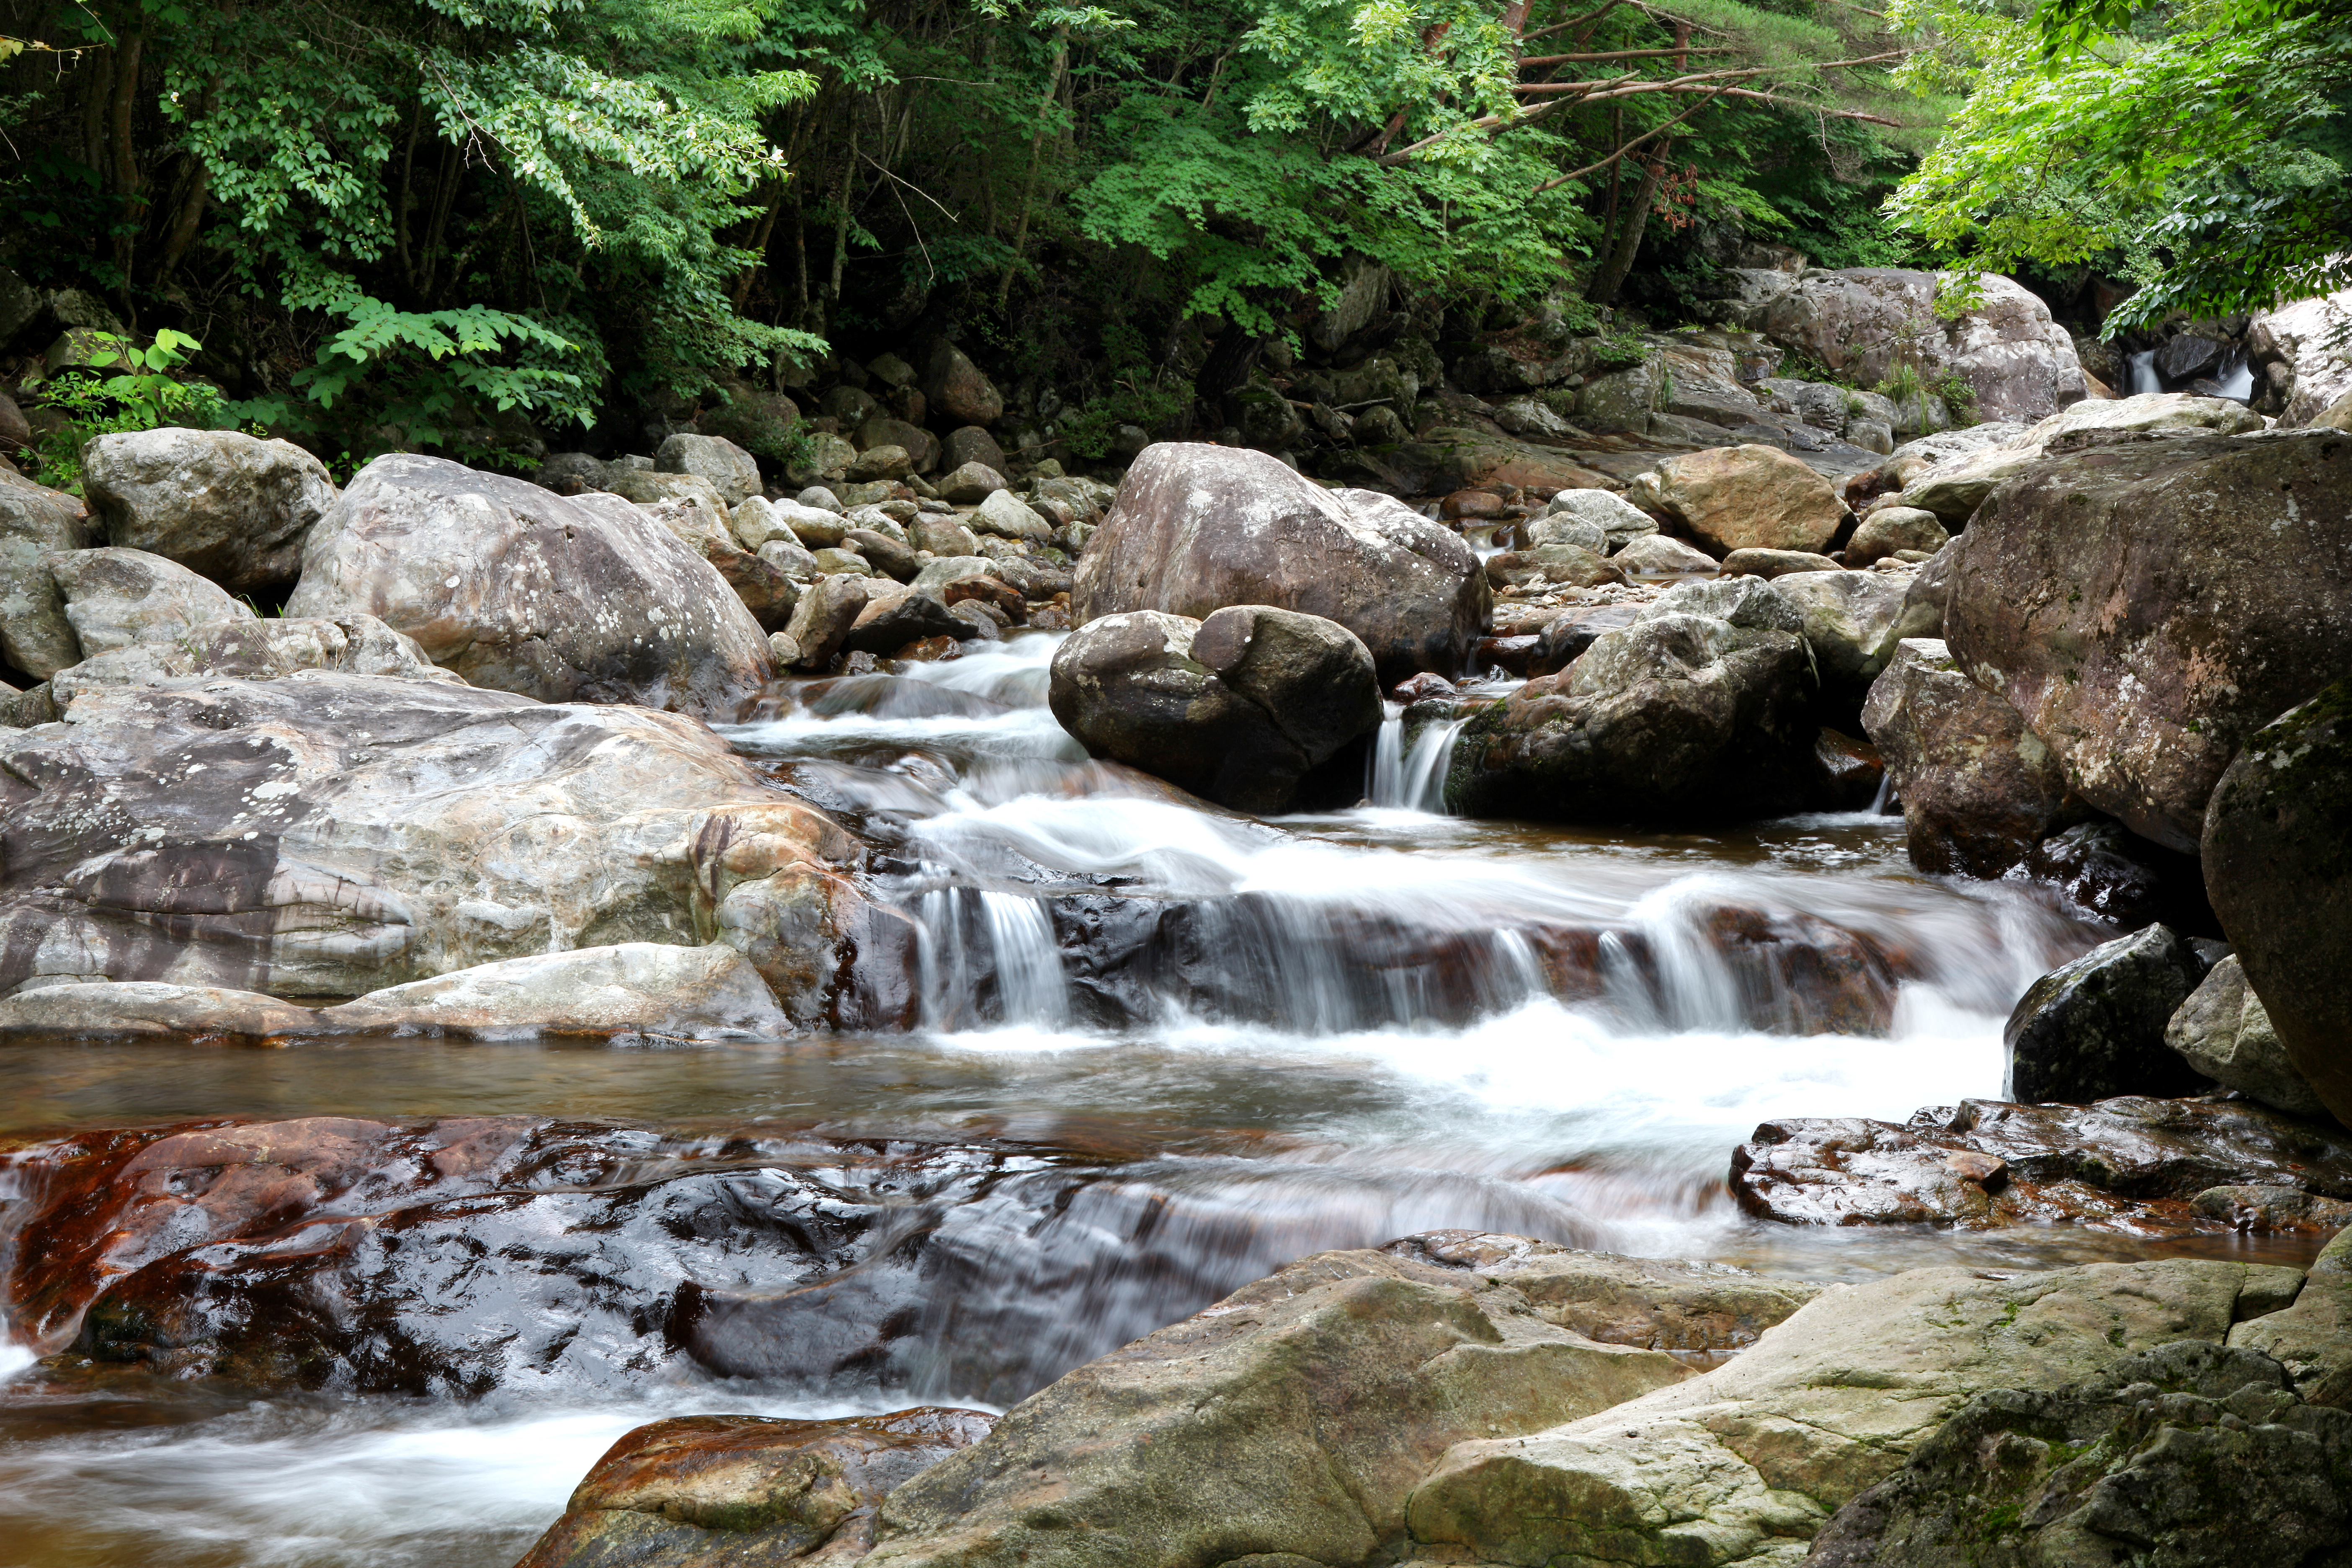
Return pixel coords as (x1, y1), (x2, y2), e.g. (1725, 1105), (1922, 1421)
(1732, 1095), (2352, 1233)
(1071, 443), (1488, 681)
(2004, 926), (2216, 1104)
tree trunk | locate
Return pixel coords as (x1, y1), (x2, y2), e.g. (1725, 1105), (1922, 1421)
(1586, 153), (1663, 305)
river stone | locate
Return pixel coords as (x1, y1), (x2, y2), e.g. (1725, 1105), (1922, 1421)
(0, 465), (92, 676)
(80, 428), (337, 593)
(518, 1408), (999, 1568)
(1845, 505), (1947, 567)
(1771, 569), (1911, 695)
(286, 453), (773, 717)
(1544, 487), (1657, 551)
(0, 673), (881, 1021)
(47, 546), (252, 658)
(1405, 1258), (2300, 1568)
(865, 1243), (1694, 1568)
(2166, 955), (2328, 1118)
(604, 467), (735, 524)
(1073, 443), (1489, 682)
(925, 342), (1004, 427)
(48, 612), (455, 709)
(1047, 606), (1381, 814)
(842, 585), (975, 656)
(970, 488), (1051, 543)
(1612, 532), (1719, 575)
(618, 493), (802, 631)
(1804, 1342), (2352, 1568)
(1487, 543), (1622, 590)
(1523, 513), (1607, 554)
(1719, 547), (1839, 579)
(534, 452), (609, 495)
(1947, 430), (2352, 853)
(319, 943), (790, 1039)
(911, 515), (983, 557)
(782, 574), (872, 671)
(937, 461), (1008, 505)
(2004, 925), (2214, 1104)
(757, 537), (823, 583)
(1650, 443), (1848, 555)
(1734, 1095), (2352, 1233)
(0, 981), (321, 1043)
(1446, 591), (1823, 823)
(2203, 680), (2352, 1128)
(2231, 1275), (2352, 1409)
(656, 432), (762, 507)
(846, 527), (919, 583)
(850, 443), (913, 484)
(855, 416), (938, 474)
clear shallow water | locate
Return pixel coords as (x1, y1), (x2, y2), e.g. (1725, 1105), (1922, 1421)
(5, 631), (2277, 1568)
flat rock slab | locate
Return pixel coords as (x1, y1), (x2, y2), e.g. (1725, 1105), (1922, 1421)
(1731, 1095), (2352, 1234)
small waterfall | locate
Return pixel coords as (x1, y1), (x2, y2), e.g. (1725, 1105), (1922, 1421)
(916, 887), (1071, 1029)
(981, 892), (1071, 1027)
(2126, 350), (2161, 395)
(1622, 880), (1749, 1033)
(2212, 351), (2255, 402)
(1367, 714), (1467, 813)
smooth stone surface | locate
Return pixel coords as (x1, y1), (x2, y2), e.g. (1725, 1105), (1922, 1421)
(48, 612), (456, 710)
(0, 981), (320, 1042)
(81, 427), (336, 593)
(2004, 925), (2214, 1105)
(0, 465), (92, 676)
(1770, 568), (1912, 694)
(47, 546), (252, 658)
(656, 432), (763, 508)
(319, 943), (791, 1039)
(1651, 443), (1849, 556)
(2167, 954), (2330, 1119)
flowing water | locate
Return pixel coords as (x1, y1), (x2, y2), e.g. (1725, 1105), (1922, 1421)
(0, 632), (2299, 1568)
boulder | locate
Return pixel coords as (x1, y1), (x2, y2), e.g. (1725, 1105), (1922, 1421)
(1861, 638), (2084, 878)
(1805, 1342), (2352, 1568)
(1047, 606), (1381, 813)
(319, 943), (791, 1039)
(854, 415), (938, 473)
(842, 585), (975, 655)
(2249, 290), (2352, 426)
(1485, 544), (1622, 591)
(1719, 547), (1838, 579)
(1545, 487), (1656, 551)
(604, 466), (735, 522)
(758, 537), (823, 583)
(1945, 430), (2352, 852)
(2003, 924), (2215, 1104)
(534, 453), (608, 495)
(787, 431), (858, 487)
(1649, 443), (1848, 555)
(48, 546), (251, 657)
(1612, 533), (1719, 575)
(1771, 568), (1911, 695)
(970, 488), (1052, 543)
(2167, 955), (2329, 1118)
(940, 426), (1009, 477)
(1734, 1095), (2352, 1232)
(925, 342), (1004, 427)
(911, 514), (984, 557)
(813, 546), (875, 577)
(846, 527), (920, 583)
(1072, 444), (1489, 682)
(849, 444), (913, 484)
(781, 574), (873, 671)
(2204, 680), (2352, 1127)
(1845, 505), (1947, 567)
(0, 981), (320, 1043)
(0, 465), (92, 676)
(1746, 268), (2087, 422)
(2231, 1271), (2352, 1409)
(1522, 514), (1607, 554)
(867, 1241), (1700, 1568)
(0, 673), (879, 1020)
(1899, 393), (2267, 526)
(518, 1409), (998, 1568)
(937, 461), (1008, 505)
(654, 435), (762, 510)
(1405, 1258), (2300, 1568)
(80, 428), (336, 593)
(286, 453), (773, 717)
(49, 612), (454, 707)
(1446, 579), (1825, 823)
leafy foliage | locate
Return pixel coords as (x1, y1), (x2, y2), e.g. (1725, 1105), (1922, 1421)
(29, 329), (234, 490)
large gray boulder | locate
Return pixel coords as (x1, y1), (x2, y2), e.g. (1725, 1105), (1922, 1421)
(2167, 954), (2329, 1118)
(0, 673), (887, 1024)
(0, 468), (93, 677)
(1406, 1258), (2300, 1568)
(1047, 606), (1381, 813)
(1947, 430), (2352, 852)
(655, 431), (762, 507)
(1073, 443), (1488, 682)
(2249, 289), (2352, 426)
(2002, 924), (2215, 1104)
(81, 428), (336, 592)
(1447, 577), (1825, 823)
(1900, 393), (2265, 526)
(49, 611), (454, 708)
(1745, 268), (2087, 423)
(1770, 568), (1911, 696)
(2204, 681), (2352, 1127)
(1861, 638), (2085, 878)
(47, 546), (252, 658)
(868, 1239), (1774, 1568)
(286, 453), (773, 717)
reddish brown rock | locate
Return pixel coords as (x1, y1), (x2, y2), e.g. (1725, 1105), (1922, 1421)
(1649, 444), (1848, 556)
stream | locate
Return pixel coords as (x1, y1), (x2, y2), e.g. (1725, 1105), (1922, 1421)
(0, 631), (2298, 1568)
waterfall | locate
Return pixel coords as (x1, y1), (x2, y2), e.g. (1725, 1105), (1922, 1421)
(1367, 713), (1468, 813)
(981, 892), (1071, 1027)
(916, 886), (1071, 1029)
(2126, 350), (2161, 395)
(2213, 351), (2255, 402)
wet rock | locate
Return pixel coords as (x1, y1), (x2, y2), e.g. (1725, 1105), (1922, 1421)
(0, 673), (872, 1016)
(1072, 443), (1489, 682)
(1611, 532), (1719, 575)
(0, 981), (320, 1042)
(2005, 925), (2215, 1104)
(0, 465), (93, 676)
(1945, 431), (2352, 853)
(783, 575), (872, 671)
(2204, 681), (2352, 1127)
(1719, 547), (1839, 578)
(1047, 606), (1380, 814)
(81, 428), (337, 593)
(1407, 1257), (2294, 1568)
(1447, 578), (1825, 823)
(924, 342), (1004, 427)
(842, 586), (975, 656)
(1649, 443), (1849, 555)
(48, 612), (457, 706)
(866, 1243), (1694, 1568)
(519, 1409), (998, 1568)
(2193, 1184), (2352, 1233)
(1485, 543), (1622, 590)
(2020, 819), (2210, 933)
(287, 454), (773, 717)
(1773, 569), (1911, 697)
(2166, 960), (2310, 1121)
(1816, 727), (1885, 810)
(1862, 638), (2086, 879)
(1733, 1095), (2352, 1232)
(318, 943), (791, 1039)
(47, 546), (250, 658)
(1844, 505), (1947, 567)
(1804, 1342), (2352, 1568)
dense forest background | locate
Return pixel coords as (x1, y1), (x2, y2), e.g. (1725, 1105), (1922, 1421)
(0, 0), (2344, 472)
